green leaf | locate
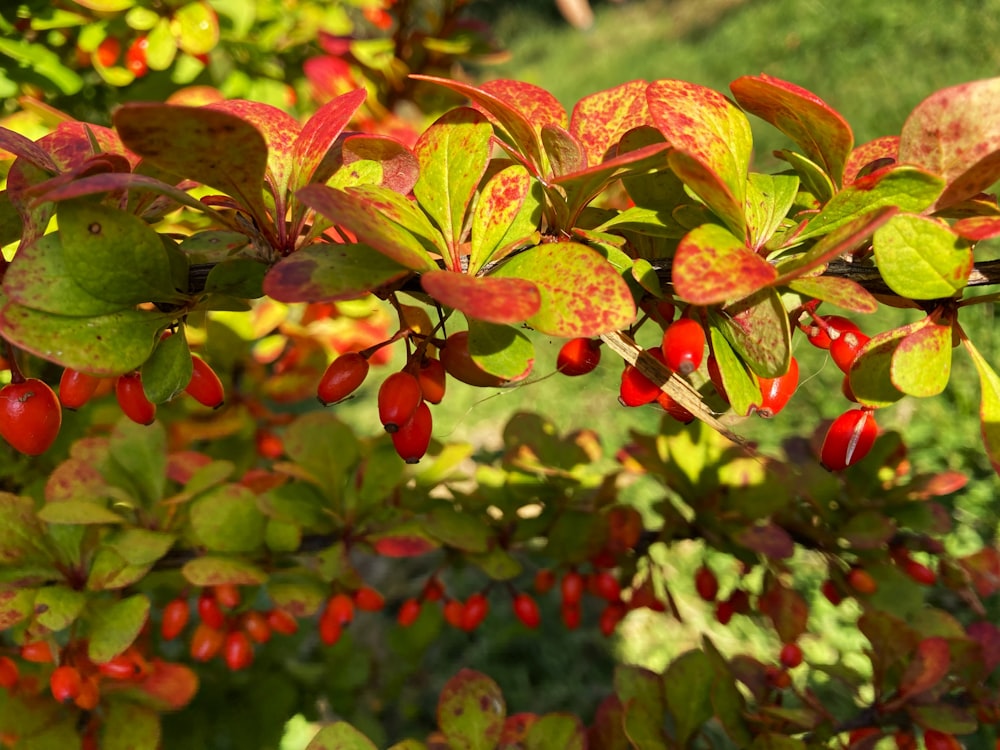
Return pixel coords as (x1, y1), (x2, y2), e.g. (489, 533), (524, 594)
(283, 412), (359, 499)
(203, 259), (267, 298)
(37, 500), (125, 525)
(467, 319), (535, 380)
(0, 37), (83, 95)
(962, 337), (1000, 475)
(422, 271), (540, 325)
(263, 243), (410, 303)
(714, 288), (791, 378)
(524, 714), (586, 750)
(615, 666), (669, 750)
(873, 214), (972, 299)
(786, 275), (878, 314)
(673, 223), (778, 305)
(414, 108), (492, 248)
(87, 593), (150, 662)
(891, 318), (953, 397)
(173, 0), (220, 56)
(423, 506), (492, 553)
(0, 493), (52, 566)
(0, 585), (37, 630)
(107, 419), (167, 508)
(86, 548), (153, 591)
(708, 326), (761, 418)
(141, 331), (192, 404)
(0, 304), (168, 376)
(189, 484), (266, 553)
(145, 17), (177, 71)
(305, 722), (378, 750)
(849, 324), (915, 408)
(103, 700), (162, 750)
(467, 547), (523, 581)
(749, 736), (807, 750)
(437, 669), (506, 750)
(33, 586), (87, 631)
(745, 172), (799, 249)
(181, 556), (268, 586)
(491, 242), (635, 337)
(702, 637), (753, 747)
(664, 650), (714, 746)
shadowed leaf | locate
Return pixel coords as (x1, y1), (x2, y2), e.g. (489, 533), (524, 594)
(467, 319), (535, 380)
(714, 288), (791, 378)
(263, 243), (410, 303)
(896, 637), (951, 703)
(87, 594), (150, 662)
(181, 556), (268, 586)
(844, 135), (899, 185)
(437, 669), (506, 750)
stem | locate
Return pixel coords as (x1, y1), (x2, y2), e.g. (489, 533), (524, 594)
(2, 339), (24, 384)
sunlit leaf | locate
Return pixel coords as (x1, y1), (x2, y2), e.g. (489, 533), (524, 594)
(421, 271), (540, 325)
(263, 242), (410, 303)
(962, 337), (1000, 475)
(673, 223), (777, 305)
(891, 317), (953, 397)
(570, 80), (649, 167)
(873, 214), (972, 299)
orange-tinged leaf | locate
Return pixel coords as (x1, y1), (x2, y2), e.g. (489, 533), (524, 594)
(673, 224), (776, 305)
(469, 164), (539, 274)
(263, 242), (411, 303)
(135, 659), (200, 711)
(962, 336), (1000, 476)
(340, 134), (420, 194)
(896, 637), (951, 702)
(570, 80), (650, 167)
(541, 124), (586, 176)
(292, 89), (367, 190)
(647, 79), (752, 239)
(844, 136), (899, 185)
(786, 276), (878, 314)
(480, 79), (568, 132)
(420, 271), (540, 325)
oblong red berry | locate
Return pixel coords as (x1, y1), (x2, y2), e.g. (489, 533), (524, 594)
(266, 609), (299, 636)
(598, 601), (626, 637)
(416, 357), (446, 405)
(439, 331), (508, 387)
(661, 318), (705, 375)
(620, 364), (660, 407)
(397, 598), (422, 627)
(353, 586), (385, 612)
(694, 564), (719, 601)
(821, 408), (877, 471)
(0, 378), (62, 455)
(754, 356), (799, 418)
(185, 356), (225, 409)
(49, 665), (83, 704)
(317, 352), (369, 406)
(557, 338), (602, 377)
(115, 372), (156, 425)
(59, 368), (101, 410)
(0, 656), (18, 690)
(802, 315), (859, 350)
(830, 330), (870, 373)
(161, 597), (190, 641)
(512, 593), (540, 629)
(460, 593), (489, 631)
(378, 371), (422, 432)
(560, 570), (584, 607)
(391, 401), (432, 463)
(241, 611), (272, 644)
(779, 642), (804, 669)
(197, 590), (225, 629)
(223, 630), (254, 671)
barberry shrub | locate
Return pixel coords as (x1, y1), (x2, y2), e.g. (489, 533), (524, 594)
(1, 14), (1000, 747)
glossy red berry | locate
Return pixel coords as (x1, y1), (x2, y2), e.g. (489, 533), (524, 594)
(694, 565), (719, 602)
(59, 368), (101, 410)
(779, 642), (804, 669)
(197, 590), (225, 629)
(416, 357), (446, 405)
(266, 609), (299, 636)
(422, 577), (444, 602)
(460, 593), (489, 631)
(656, 389), (695, 423)
(317, 352), (369, 405)
(95, 36), (121, 67)
(318, 613), (342, 646)
(397, 598), (422, 627)
(923, 729), (961, 750)
(561, 570), (585, 607)
(0, 378), (62, 455)
(241, 611), (272, 644)
(821, 579), (844, 606)
(125, 35), (149, 77)
(847, 567), (879, 595)
(591, 571), (621, 603)
(49, 665), (83, 704)
(443, 599), (465, 629)
(325, 593), (355, 625)
(378, 371), (423, 432)
(116, 372), (156, 425)
(440, 331), (508, 387)
(557, 338), (602, 376)
(353, 587), (385, 612)
(186, 356), (225, 409)
(903, 558), (937, 586)
(512, 593), (540, 629)
(598, 601), (627, 637)
(830, 330), (870, 373)
(0, 656), (19, 690)
(715, 599), (736, 625)
(754, 356), (799, 418)
(97, 653), (142, 681)
(223, 630), (254, 671)
(661, 317), (705, 375)
(893, 731), (917, 750)
(391, 400), (432, 463)
(161, 598), (190, 641)
(802, 315), (859, 350)
(561, 603), (581, 630)
(215, 584), (241, 610)
(821, 408), (878, 471)
(619, 363), (661, 407)
(75, 675), (100, 711)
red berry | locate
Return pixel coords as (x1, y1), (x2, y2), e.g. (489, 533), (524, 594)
(821, 408), (878, 471)
(443, 599), (464, 629)
(317, 352), (369, 405)
(894, 731), (917, 750)
(353, 586), (385, 612)
(847, 728), (881, 745)
(802, 315), (859, 350)
(440, 331), (508, 387)
(422, 577), (444, 602)
(903, 558), (937, 586)
(197, 590), (225, 629)
(20, 641), (54, 663)
(754, 356), (799, 418)
(592, 571), (621, 603)
(115, 372), (156, 425)
(557, 338), (602, 376)
(561, 603), (581, 630)
(923, 730), (961, 750)
(821, 579), (844, 606)
(765, 665), (791, 689)
(779, 642), (804, 669)
(391, 400), (432, 463)
(397, 598), (422, 627)
(661, 318), (705, 375)
(534, 569), (556, 594)
(363, 6), (393, 29)
(512, 593), (540, 629)
(266, 609), (299, 636)
(656, 389), (695, 423)
(75, 675), (100, 710)
(847, 567), (878, 595)
(0, 656), (19, 690)
(160, 598), (189, 641)
(318, 611), (343, 646)
(242, 611), (272, 644)
(715, 599), (736, 625)
(416, 356), (446, 405)
(598, 601), (627, 637)
(830, 330), (870, 373)
(561, 570), (585, 607)
(223, 630), (254, 671)
(0, 378), (62, 455)
(125, 35), (149, 77)
(378, 371), (423, 432)
(325, 593), (355, 626)
(49, 665), (82, 704)
(255, 429), (284, 459)
(214, 584), (241, 610)
(694, 564), (719, 602)
(186, 356), (225, 409)
(619, 363), (661, 407)
(95, 36), (121, 67)
(97, 653), (142, 680)
(59, 368), (101, 410)
(460, 593), (489, 631)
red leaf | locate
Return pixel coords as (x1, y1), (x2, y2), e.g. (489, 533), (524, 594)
(953, 216), (1000, 241)
(570, 80), (650, 167)
(757, 583), (809, 643)
(732, 523), (794, 560)
(844, 136), (900, 185)
(966, 622), (1000, 674)
(480, 79), (568, 132)
(896, 637), (951, 702)
(420, 270), (540, 325)
(292, 88), (367, 189)
(673, 224), (776, 305)
(134, 659), (199, 711)
(372, 535), (437, 558)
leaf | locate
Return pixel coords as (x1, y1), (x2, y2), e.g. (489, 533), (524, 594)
(491, 242), (635, 337)
(107, 419), (167, 508)
(745, 172), (799, 250)
(758, 583), (809, 643)
(615, 666), (669, 750)
(524, 714), (586, 750)
(114, 103), (271, 228)
(467, 319), (535, 380)
(468, 547), (523, 581)
(647, 79), (752, 239)
(732, 523), (794, 559)
(297, 184), (438, 271)
(102, 701), (162, 750)
(292, 89), (367, 191)
(0, 303), (168, 376)
(840, 510), (897, 549)
(339, 134), (420, 194)
(437, 669), (506, 750)
(899, 77), (1000, 209)
(664, 650), (714, 746)
(570, 80), (650, 167)
(873, 214), (972, 299)
(173, 1), (219, 55)
(962, 337), (1000, 475)
(86, 548), (151, 591)
(37, 500), (125, 525)
(181, 555), (268, 586)
(263, 243), (410, 303)
(749, 737), (807, 750)
(469, 165), (539, 274)
(0, 493), (53, 566)
(189, 484), (266, 553)
(134, 660), (199, 711)
(786, 276), (878, 314)
(87, 593), (150, 662)
(844, 135), (900, 185)
(33, 586), (87, 631)
(541, 125), (586, 176)
(203, 259), (267, 298)
(708, 325), (761, 417)
(413, 108), (492, 249)
(305, 722), (378, 750)
(673, 223), (777, 305)
(421, 271), (540, 325)
(423, 506), (492, 553)
(891, 318), (953, 397)
(896, 637), (951, 703)
(714, 288), (791, 378)
(0, 585), (37, 630)
(849, 323), (916, 408)
(141, 331), (193, 404)
(283, 412), (360, 499)
(730, 74), (854, 185)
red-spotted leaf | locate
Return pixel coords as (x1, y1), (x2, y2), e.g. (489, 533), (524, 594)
(962, 337), (1000, 476)
(647, 79), (752, 239)
(469, 164), (540, 274)
(714, 288), (791, 378)
(873, 214), (972, 299)
(421, 271), (540, 325)
(437, 669), (506, 750)
(263, 243), (410, 303)
(114, 103), (271, 230)
(480, 78), (568, 132)
(953, 216), (1000, 241)
(181, 556), (268, 586)
(844, 136), (899, 185)
(894, 637), (952, 704)
(491, 242), (636, 337)
(413, 109), (492, 253)
(745, 172), (799, 250)
(891, 318), (953, 397)
(296, 184), (438, 271)
(292, 89), (367, 190)
(786, 275), (878, 314)
(0, 126), (59, 173)
(899, 77), (1000, 209)
(541, 125), (586, 176)
(673, 223), (777, 305)
(570, 80), (649, 167)
(339, 134), (420, 194)
(371, 530), (439, 558)
(305, 723), (378, 750)
(730, 74), (853, 186)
